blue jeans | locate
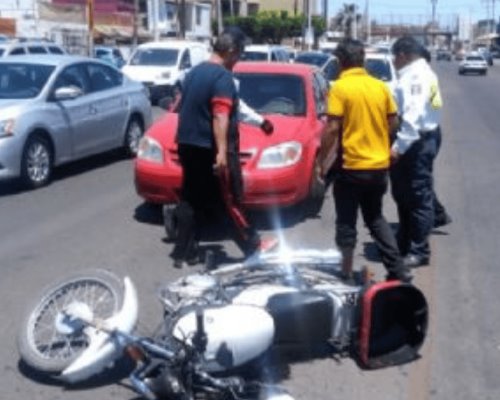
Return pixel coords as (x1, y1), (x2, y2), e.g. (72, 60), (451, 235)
(390, 128), (439, 258)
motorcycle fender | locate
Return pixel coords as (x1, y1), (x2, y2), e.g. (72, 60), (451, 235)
(173, 304), (274, 372)
(60, 277), (139, 383)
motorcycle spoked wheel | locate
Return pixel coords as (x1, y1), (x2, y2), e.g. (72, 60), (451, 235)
(17, 269), (124, 374)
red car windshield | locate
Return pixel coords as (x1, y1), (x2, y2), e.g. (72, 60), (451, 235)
(235, 73), (306, 116)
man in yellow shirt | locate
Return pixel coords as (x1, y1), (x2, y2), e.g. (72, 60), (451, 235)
(318, 38), (412, 283)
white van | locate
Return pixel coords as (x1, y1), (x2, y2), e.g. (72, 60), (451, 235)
(241, 45), (290, 62)
(122, 40), (209, 103)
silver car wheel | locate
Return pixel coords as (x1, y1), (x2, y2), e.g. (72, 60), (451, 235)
(26, 140), (51, 184)
(125, 119), (143, 156)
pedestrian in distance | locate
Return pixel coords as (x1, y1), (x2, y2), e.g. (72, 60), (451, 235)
(390, 35), (446, 268)
(170, 26), (277, 268)
(318, 38), (413, 283)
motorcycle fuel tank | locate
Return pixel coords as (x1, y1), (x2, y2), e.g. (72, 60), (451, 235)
(173, 304), (274, 372)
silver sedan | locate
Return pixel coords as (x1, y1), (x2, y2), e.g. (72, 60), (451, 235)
(0, 55), (152, 188)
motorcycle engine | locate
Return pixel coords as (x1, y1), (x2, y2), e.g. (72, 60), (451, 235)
(159, 274), (218, 310)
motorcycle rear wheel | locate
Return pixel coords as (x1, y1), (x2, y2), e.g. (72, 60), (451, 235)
(17, 269), (124, 374)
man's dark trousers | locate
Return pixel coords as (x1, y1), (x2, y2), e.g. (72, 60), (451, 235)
(390, 128), (439, 259)
(172, 144), (259, 261)
(333, 171), (404, 277)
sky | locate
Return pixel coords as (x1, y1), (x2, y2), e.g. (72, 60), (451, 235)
(324, 1), (491, 22)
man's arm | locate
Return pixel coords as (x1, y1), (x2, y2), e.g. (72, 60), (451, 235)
(388, 114), (400, 140)
(238, 97), (264, 126)
(212, 112), (229, 171)
(391, 78), (426, 158)
(239, 97), (274, 135)
(318, 117), (342, 177)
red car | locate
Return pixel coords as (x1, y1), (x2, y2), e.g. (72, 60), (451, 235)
(134, 62), (328, 215)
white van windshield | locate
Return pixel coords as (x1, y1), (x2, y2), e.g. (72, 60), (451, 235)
(130, 48), (179, 66)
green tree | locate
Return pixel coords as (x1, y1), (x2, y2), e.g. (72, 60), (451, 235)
(216, 11), (325, 45)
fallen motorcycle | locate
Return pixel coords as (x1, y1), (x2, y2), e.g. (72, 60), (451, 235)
(17, 248), (428, 399)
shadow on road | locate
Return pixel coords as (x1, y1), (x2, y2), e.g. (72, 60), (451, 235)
(0, 150), (130, 198)
(133, 200), (311, 231)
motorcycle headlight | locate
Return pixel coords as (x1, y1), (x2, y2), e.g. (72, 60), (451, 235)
(257, 141), (302, 169)
(0, 119), (15, 138)
(137, 136), (164, 163)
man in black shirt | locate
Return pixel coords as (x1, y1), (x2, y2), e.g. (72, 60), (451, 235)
(171, 27), (277, 268)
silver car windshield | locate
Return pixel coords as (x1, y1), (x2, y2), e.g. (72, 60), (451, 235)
(0, 63), (55, 99)
(129, 48), (179, 66)
(365, 59), (392, 82)
(240, 51), (268, 61)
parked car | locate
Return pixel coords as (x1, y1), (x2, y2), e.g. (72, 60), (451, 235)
(94, 45), (126, 69)
(436, 49), (452, 61)
(122, 40), (209, 103)
(0, 55), (152, 188)
(294, 51), (339, 82)
(477, 47), (493, 66)
(0, 40), (67, 57)
(364, 53), (397, 95)
(240, 45), (290, 62)
(283, 46), (298, 62)
(458, 53), (488, 75)
(135, 62), (328, 216)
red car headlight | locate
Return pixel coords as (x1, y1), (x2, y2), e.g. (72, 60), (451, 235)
(257, 141), (302, 169)
(137, 136), (164, 163)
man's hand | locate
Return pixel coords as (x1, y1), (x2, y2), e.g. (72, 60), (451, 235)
(214, 150), (228, 173)
(390, 148), (401, 165)
(260, 119), (274, 135)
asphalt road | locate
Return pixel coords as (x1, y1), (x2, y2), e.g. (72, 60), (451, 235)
(1, 61), (500, 400)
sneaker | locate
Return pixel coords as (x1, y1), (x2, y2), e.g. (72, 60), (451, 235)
(257, 236), (279, 253)
(403, 254), (429, 268)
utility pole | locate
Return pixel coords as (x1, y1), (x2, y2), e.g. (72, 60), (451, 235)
(306, 0), (313, 50)
(323, 0), (328, 29)
(179, 0), (186, 38)
(132, 0), (139, 48)
(87, 0), (94, 56)
(151, 0), (159, 41)
(430, 0), (437, 47)
(216, 0), (223, 35)
(431, 0), (437, 25)
(365, 0), (371, 44)
(492, 0), (496, 33)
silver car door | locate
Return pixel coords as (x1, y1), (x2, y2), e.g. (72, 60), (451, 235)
(52, 63), (101, 158)
(86, 62), (128, 149)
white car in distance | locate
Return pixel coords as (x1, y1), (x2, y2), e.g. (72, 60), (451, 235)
(458, 53), (488, 75)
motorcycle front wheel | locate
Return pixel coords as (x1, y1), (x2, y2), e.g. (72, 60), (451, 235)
(17, 269), (124, 374)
